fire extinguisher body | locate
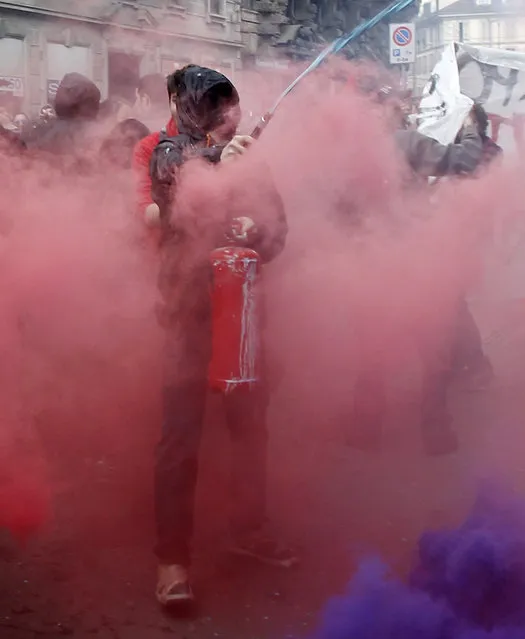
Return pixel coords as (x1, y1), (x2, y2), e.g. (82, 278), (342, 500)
(208, 246), (261, 393)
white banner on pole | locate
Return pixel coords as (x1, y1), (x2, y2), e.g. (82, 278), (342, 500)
(417, 42), (525, 150)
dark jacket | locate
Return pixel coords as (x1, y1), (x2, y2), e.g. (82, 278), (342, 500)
(24, 73), (101, 170)
(480, 136), (502, 166)
(395, 124), (483, 178)
(0, 125), (25, 155)
(150, 65), (239, 217)
(150, 65), (287, 321)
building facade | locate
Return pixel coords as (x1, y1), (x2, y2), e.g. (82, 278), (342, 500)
(415, 0), (525, 90)
(0, 0), (426, 116)
(0, 0), (262, 115)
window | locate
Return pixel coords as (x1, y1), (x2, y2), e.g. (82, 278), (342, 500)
(506, 20), (517, 40)
(208, 0), (225, 16)
(0, 37), (25, 101)
(482, 19), (491, 41)
(47, 43), (90, 80)
(47, 42), (90, 104)
(443, 20), (455, 41)
(0, 37), (25, 77)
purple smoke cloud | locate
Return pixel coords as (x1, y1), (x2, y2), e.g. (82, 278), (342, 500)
(313, 487), (525, 639)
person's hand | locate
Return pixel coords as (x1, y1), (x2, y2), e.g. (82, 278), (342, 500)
(463, 108), (477, 129)
(220, 135), (254, 163)
(227, 216), (257, 244)
(144, 202), (161, 227)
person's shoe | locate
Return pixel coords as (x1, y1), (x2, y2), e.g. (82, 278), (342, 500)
(229, 530), (298, 568)
(156, 564), (194, 606)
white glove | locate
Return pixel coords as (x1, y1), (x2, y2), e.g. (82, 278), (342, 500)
(220, 135), (254, 163)
(144, 202), (161, 227)
(228, 216), (257, 243)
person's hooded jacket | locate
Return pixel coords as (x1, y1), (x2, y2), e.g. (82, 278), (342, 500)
(150, 65), (239, 217)
(24, 73), (101, 170)
(149, 64), (287, 323)
(394, 123), (483, 179)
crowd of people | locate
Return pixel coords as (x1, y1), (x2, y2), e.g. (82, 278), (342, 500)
(0, 63), (503, 609)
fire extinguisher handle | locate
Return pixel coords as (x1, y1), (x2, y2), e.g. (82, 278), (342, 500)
(250, 112), (273, 140)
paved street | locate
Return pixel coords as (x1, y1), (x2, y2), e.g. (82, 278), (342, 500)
(1, 286), (525, 638)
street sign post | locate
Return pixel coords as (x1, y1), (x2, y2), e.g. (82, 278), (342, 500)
(389, 23), (415, 65)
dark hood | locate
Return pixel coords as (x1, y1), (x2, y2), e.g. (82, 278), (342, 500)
(54, 73), (101, 120)
(173, 65), (239, 138)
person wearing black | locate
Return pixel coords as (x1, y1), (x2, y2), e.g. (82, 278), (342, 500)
(349, 86), (486, 456)
(24, 72), (101, 173)
(149, 65), (291, 606)
(448, 103), (500, 391)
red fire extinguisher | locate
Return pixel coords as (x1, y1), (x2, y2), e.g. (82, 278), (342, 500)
(208, 218), (262, 393)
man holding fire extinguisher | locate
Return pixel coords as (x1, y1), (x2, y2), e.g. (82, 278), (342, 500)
(149, 64), (291, 606)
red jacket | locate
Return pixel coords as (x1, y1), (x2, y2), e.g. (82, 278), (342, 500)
(133, 118), (178, 214)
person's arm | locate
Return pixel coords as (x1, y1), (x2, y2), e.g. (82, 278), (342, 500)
(149, 138), (182, 219)
(150, 136), (224, 223)
(222, 140), (288, 263)
(395, 123), (483, 178)
(133, 135), (156, 215)
(248, 185), (288, 263)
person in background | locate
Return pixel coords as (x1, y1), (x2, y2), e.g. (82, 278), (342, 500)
(0, 124), (25, 155)
(39, 104), (56, 124)
(348, 84), (486, 457)
(22, 105), (55, 146)
(12, 113), (29, 135)
(24, 73), (101, 173)
(471, 102), (502, 168)
(149, 64), (291, 606)
(448, 102), (499, 392)
(394, 106), (483, 179)
(100, 118), (150, 169)
(132, 73), (178, 225)
(98, 98), (120, 126)
(0, 107), (15, 132)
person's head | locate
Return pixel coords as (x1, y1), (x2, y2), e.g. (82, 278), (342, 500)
(135, 73), (168, 116)
(13, 113), (28, 131)
(471, 102), (489, 138)
(39, 104), (55, 122)
(100, 117), (150, 169)
(454, 103), (490, 144)
(166, 65), (240, 143)
(54, 73), (101, 120)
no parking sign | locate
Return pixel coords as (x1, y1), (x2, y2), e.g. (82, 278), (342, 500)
(389, 23), (415, 65)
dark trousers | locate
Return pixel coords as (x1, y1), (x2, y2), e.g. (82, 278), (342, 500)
(349, 298), (486, 452)
(350, 332), (454, 452)
(451, 299), (487, 372)
(154, 308), (269, 567)
(349, 303), (460, 452)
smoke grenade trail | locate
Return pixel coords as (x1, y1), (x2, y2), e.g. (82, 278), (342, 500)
(313, 488), (525, 639)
